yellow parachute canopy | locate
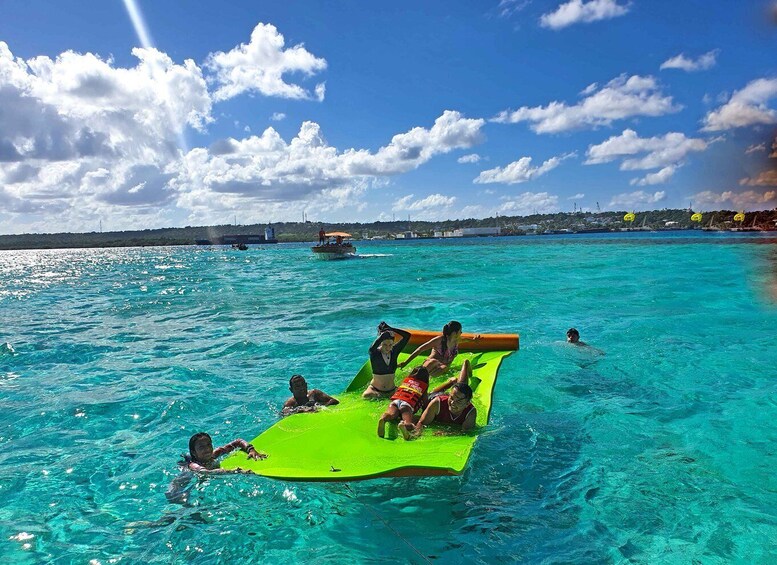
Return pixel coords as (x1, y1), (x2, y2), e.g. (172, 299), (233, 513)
(623, 212), (636, 222)
(691, 212), (703, 222)
(734, 212), (745, 222)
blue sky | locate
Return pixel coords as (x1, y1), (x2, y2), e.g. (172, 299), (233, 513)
(1, 0), (776, 234)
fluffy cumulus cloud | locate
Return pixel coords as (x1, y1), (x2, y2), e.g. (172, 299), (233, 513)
(392, 193), (457, 212)
(540, 0), (630, 30)
(0, 26), (488, 231)
(474, 153), (573, 184)
(660, 50), (719, 72)
(174, 111), (485, 214)
(205, 23), (327, 102)
(586, 129), (708, 184)
(0, 40), (212, 230)
(493, 75), (680, 133)
(270, 112), (286, 121)
(609, 190), (666, 208)
(702, 78), (777, 131)
(692, 189), (777, 210)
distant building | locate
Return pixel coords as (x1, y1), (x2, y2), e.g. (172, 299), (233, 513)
(453, 227), (500, 237)
(195, 226), (278, 245)
(394, 231), (419, 239)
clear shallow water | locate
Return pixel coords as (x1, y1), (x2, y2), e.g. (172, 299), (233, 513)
(1, 233), (776, 564)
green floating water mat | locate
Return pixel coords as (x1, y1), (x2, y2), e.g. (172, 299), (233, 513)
(222, 350), (514, 481)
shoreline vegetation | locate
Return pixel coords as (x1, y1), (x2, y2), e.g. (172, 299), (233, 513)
(1, 208), (776, 251)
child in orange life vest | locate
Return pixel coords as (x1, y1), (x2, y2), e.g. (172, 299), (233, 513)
(377, 366), (429, 440)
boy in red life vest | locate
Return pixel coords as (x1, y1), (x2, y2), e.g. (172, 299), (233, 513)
(413, 358), (477, 437)
(377, 366), (429, 440)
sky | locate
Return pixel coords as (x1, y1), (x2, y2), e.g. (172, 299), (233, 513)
(1, 0), (776, 234)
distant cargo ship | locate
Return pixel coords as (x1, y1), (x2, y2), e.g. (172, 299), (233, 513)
(196, 226), (278, 245)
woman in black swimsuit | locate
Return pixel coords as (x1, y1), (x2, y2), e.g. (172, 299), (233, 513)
(363, 322), (411, 399)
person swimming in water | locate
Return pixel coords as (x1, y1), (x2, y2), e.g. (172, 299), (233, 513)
(377, 366), (429, 440)
(399, 321), (479, 377)
(282, 375), (339, 415)
(181, 432), (266, 474)
(363, 322), (412, 399)
(413, 359), (477, 437)
(566, 328), (587, 345)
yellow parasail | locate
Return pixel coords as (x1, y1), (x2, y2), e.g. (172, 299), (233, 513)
(691, 212), (703, 222)
(623, 212), (636, 222)
(734, 212), (745, 222)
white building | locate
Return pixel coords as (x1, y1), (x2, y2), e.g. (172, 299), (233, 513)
(452, 227), (500, 237)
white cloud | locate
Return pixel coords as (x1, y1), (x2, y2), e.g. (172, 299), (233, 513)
(474, 153), (572, 184)
(174, 111), (485, 215)
(540, 0), (630, 30)
(0, 40), (213, 231)
(457, 153), (481, 163)
(493, 75), (680, 133)
(660, 50), (719, 72)
(745, 142), (766, 154)
(740, 170), (777, 186)
(205, 23), (327, 102)
(609, 190), (666, 208)
(498, 0), (532, 18)
(499, 192), (560, 214)
(0, 32), (487, 232)
(393, 193), (457, 211)
(586, 129), (708, 184)
(630, 165), (676, 186)
(692, 189), (777, 210)
(702, 78), (777, 131)
(568, 192), (585, 200)
(270, 112), (286, 121)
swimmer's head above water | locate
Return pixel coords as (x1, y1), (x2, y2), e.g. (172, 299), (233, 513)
(566, 328), (580, 343)
(189, 432), (214, 464)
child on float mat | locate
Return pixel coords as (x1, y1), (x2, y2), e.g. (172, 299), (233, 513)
(377, 365), (429, 440)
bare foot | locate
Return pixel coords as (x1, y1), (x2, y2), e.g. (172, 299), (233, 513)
(398, 422), (413, 440)
(377, 419), (386, 438)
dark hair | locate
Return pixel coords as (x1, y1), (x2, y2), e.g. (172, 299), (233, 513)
(451, 382), (473, 400)
(440, 321), (462, 356)
(189, 432), (211, 462)
(408, 365), (430, 383)
(289, 374), (306, 387)
(567, 328), (579, 337)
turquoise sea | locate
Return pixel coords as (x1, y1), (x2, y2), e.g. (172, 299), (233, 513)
(1, 232), (776, 564)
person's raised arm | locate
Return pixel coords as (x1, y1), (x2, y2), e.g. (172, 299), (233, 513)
(389, 327), (411, 360)
(399, 337), (439, 369)
(430, 359), (471, 394)
(369, 333), (386, 354)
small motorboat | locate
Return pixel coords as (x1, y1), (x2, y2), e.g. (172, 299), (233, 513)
(312, 232), (356, 260)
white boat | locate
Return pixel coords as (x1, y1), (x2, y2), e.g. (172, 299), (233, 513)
(311, 232), (356, 260)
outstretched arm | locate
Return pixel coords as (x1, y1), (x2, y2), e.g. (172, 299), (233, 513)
(213, 439), (265, 460)
(312, 389), (339, 406)
(413, 397), (441, 437)
(399, 337), (440, 368)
